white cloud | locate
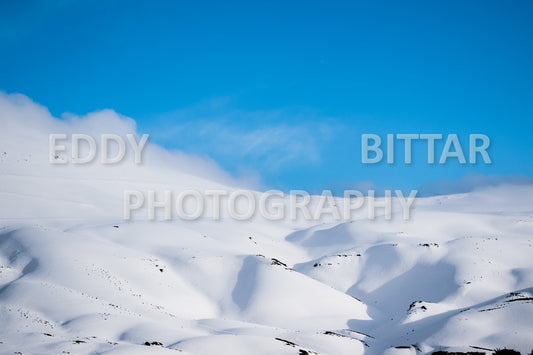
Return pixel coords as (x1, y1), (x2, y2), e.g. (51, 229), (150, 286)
(418, 173), (533, 196)
(0, 91), (258, 189)
(147, 100), (340, 172)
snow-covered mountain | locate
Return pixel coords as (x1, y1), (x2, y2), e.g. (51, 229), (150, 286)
(1, 93), (532, 354)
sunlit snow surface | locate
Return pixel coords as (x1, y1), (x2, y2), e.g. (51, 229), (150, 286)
(2, 170), (533, 355)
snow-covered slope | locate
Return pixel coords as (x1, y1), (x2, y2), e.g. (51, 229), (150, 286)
(1, 93), (533, 354)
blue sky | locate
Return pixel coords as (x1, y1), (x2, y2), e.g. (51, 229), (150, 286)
(1, 0), (532, 194)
